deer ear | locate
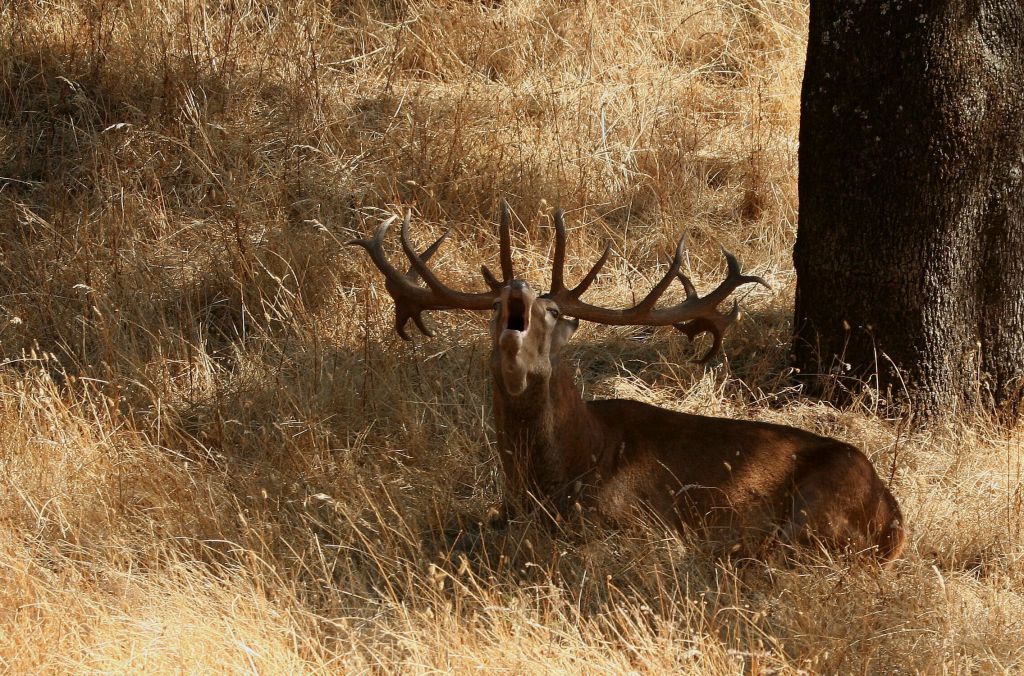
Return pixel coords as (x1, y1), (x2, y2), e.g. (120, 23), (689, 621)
(551, 317), (579, 351)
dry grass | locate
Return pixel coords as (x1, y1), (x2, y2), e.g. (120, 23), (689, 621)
(0, 0), (1021, 673)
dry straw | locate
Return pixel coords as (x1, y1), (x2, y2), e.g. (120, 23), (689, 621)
(0, 0), (1020, 672)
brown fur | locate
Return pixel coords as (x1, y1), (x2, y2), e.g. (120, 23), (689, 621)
(350, 215), (905, 562)
(489, 283), (905, 562)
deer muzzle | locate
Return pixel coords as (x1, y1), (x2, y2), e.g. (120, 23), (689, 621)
(499, 287), (531, 352)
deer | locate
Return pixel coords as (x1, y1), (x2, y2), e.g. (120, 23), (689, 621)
(349, 203), (906, 562)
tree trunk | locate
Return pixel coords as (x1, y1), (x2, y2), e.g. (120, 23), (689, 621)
(793, 0), (1024, 416)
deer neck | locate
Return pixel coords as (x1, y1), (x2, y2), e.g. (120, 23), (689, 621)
(492, 358), (602, 503)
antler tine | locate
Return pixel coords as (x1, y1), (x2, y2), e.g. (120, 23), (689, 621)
(674, 301), (741, 365)
(406, 229), (449, 283)
(399, 212), (435, 285)
(632, 236), (686, 314)
(499, 199), (514, 283)
(699, 248), (771, 307)
(480, 265), (502, 291)
(482, 199), (517, 290)
(548, 208), (611, 300)
(676, 270), (698, 300)
(570, 242), (611, 298)
(550, 209), (567, 293)
(347, 215), (408, 291)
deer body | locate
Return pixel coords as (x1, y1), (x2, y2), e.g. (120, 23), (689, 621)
(488, 285), (905, 561)
(352, 203), (905, 562)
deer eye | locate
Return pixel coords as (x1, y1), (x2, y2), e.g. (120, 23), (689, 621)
(548, 307), (560, 318)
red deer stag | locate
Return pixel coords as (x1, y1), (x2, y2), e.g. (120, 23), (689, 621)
(350, 204), (905, 562)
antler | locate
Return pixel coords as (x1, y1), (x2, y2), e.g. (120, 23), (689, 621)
(480, 199), (516, 291)
(544, 211), (769, 363)
(350, 203), (767, 360)
(348, 212), (500, 339)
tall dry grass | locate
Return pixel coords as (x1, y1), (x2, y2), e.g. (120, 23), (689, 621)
(0, 0), (1021, 672)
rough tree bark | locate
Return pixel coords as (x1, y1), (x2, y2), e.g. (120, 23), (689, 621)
(793, 0), (1024, 416)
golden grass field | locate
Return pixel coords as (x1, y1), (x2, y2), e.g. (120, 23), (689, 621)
(1, 0), (1021, 672)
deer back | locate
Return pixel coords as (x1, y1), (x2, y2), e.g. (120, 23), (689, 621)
(582, 399), (904, 560)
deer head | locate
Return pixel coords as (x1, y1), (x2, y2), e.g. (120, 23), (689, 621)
(348, 201), (769, 380)
(489, 279), (579, 396)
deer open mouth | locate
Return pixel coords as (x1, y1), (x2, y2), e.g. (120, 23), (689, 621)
(505, 296), (529, 333)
